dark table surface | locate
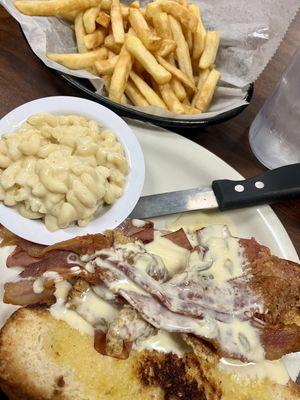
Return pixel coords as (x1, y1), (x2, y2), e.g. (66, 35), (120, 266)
(0, 7), (299, 257)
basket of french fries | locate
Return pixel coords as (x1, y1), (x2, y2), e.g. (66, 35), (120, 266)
(6, 0), (255, 126)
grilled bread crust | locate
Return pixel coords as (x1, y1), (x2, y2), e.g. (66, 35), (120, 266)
(0, 307), (299, 400)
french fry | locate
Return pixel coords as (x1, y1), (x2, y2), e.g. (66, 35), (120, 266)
(179, 0), (188, 6)
(183, 26), (193, 54)
(84, 29), (105, 49)
(169, 15), (193, 83)
(83, 6), (100, 33)
(152, 12), (172, 40)
(74, 12), (88, 53)
(160, 1), (197, 32)
(182, 104), (201, 114)
(197, 68), (210, 91)
(96, 11), (111, 28)
(14, 0), (101, 15)
(145, 1), (161, 23)
(111, 0), (125, 44)
(125, 80), (149, 106)
(120, 3), (129, 19)
(100, 0), (112, 11)
(125, 34), (171, 84)
(103, 74), (112, 92)
(192, 68), (210, 106)
(199, 31), (220, 69)
(129, 8), (162, 51)
(109, 46), (132, 102)
(104, 34), (122, 53)
(129, 70), (166, 108)
(94, 54), (118, 74)
(194, 69), (221, 112)
(60, 10), (79, 21)
(170, 77), (186, 101)
(130, 1), (140, 8)
(188, 4), (206, 61)
(133, 59), (144, 75)
(155, 39), (176, 57)
(156, 55), (196, 91)
(47, 48), (107, 69)
(158, 83), (185, 114)
(108, 50), (117, 58)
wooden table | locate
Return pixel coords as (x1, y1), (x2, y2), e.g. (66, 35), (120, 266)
(0, 7), (299, 256)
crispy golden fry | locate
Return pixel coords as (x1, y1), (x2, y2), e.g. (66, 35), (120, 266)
(75, 12), (88, 53)
(103, 74), (112, 92)
(111, 0), (125, 44)
(104, 34), (122, 53)
(83, 6), (100, 33)
(156, 55), (195, 91)
(95, 54), (118, 74)
(108, 50), (117, 58)
(160, 1), (197, 32)
(96, 11), (111, 28)
(120, 3), (129, 19)
(188, 4), (206, 61)
(125, 80), (149, 106)
(120, 94), (129, 104)
(130, 0), (140, 8)
(194, 68), (221, 112)
(100, 0), (112, 10)
(84, 29), (105, 49)
(14, 0), (100, 15)
(133, 59), (144, 75)
(155, 39), (176, 57)
(199, 31), (220, 69)
(60, 10), (79, 21)
(169, 15), (193, 82)
(152, 12), (172, 40)
(158, 83), (185, 114)
(182, 104), (201, 114)
(145, 1), (161, 23)
(129, 8), (162, 51)
(47, 48), (107, 69)
(125, 34), (171, 84)
(179, 0), (188, 6)
(182, 26), (193, 54)
(197, 68), (210, 91)
(129, 70), (166, 108)
(170, 77), (186, 101)
(109, 46), (132, 102)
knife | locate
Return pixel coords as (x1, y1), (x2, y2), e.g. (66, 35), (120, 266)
(130, 163), (300, 219)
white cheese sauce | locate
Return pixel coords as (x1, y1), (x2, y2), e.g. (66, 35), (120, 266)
(145, 231), (190, 276)
(218, 358), (289, 385)
(134, 330), (190, 357)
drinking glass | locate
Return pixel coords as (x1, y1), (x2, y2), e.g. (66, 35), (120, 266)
(249, 47), (300, 169)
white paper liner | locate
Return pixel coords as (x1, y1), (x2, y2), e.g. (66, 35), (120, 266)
(2, 0), (299, 119)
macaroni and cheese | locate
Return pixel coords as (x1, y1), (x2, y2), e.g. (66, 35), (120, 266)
(0, 113), (129, 231)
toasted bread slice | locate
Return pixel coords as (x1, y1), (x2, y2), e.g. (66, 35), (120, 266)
(0, 308), (299, 400)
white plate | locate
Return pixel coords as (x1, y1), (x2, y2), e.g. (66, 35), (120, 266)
(0, 120), (299, 379)
(0, 97), (145, 245)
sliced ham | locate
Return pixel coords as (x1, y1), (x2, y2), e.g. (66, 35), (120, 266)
(117, 219), (154, 243)
(162, 228), (192, 250)
(3, 279), (55, 306)
(6, 249), (40, 268)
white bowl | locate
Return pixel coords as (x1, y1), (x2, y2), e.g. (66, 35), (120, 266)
(0, 96), (145, 245)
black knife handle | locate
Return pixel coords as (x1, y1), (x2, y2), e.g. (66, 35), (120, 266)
(212, 163), (300, 211)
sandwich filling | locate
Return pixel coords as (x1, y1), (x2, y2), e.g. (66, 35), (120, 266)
(1, 219), (299, 385)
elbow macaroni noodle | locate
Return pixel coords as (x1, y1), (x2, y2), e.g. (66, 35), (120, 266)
(0, 113), (129, 231)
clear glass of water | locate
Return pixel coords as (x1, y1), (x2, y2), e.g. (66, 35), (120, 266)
(249, 47), (300, 169)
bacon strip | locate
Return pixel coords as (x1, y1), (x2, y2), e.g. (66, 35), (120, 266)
(6, 249), (40, 268)
(162, 228), (192, 250)
(117, 219), (154, 243)
(3, 279), (55, 306)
